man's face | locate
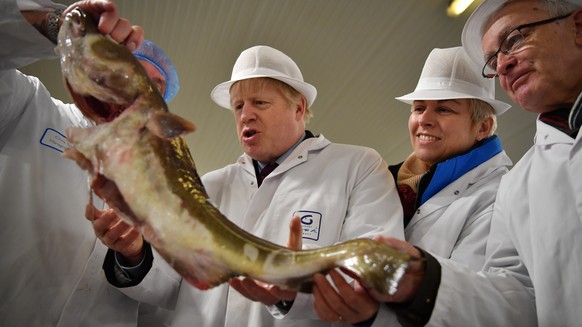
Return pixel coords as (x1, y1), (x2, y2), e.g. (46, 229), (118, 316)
(481, 0), (582, 113)
(230, 78), (305, 163)
(138, 59), (167, 99)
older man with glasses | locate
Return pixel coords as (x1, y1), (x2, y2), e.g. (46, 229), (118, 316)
(480, 12), (573, 78)
(359, 0), (582, 326)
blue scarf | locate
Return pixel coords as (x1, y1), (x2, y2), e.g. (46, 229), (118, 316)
(420, 135), (502, 205)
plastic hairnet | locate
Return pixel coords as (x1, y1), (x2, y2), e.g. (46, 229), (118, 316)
(133, 39), (180, 102)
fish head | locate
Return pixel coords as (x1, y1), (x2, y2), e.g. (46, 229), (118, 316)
(57, 7), (167, 124)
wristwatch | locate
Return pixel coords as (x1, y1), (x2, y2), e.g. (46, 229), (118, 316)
(47, 10), (63, 44)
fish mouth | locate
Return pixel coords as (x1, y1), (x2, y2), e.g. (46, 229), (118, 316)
(59, 8), (132, 124)
(66, 80), (127, 124)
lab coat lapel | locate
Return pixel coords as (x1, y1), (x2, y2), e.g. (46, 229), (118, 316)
(239, 135), (330, 232)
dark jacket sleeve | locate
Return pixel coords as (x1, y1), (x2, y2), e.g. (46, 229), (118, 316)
(103, 242), (154, 288)
(386, 247), (441, 327)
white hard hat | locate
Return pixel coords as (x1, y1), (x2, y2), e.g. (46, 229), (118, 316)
(396, 46), (511, 115)
(461, 0), (582, 66)
(211, 45), (317, 109)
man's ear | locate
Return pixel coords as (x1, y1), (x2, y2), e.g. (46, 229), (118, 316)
(571, 8), (582, 46)
(295, 96), (307, 121)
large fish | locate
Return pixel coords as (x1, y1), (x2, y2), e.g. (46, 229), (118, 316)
(58, 7), (411, 295)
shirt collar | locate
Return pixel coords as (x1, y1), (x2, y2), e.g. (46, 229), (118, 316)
(257, 132), (307, 171)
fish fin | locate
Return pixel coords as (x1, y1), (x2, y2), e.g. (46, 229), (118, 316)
(63, 146), (94, 172)
(146, 111), (196, 140)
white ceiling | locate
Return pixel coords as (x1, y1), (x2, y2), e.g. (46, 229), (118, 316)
(22, 0), (537, 175)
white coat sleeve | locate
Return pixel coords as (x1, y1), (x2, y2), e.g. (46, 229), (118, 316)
(448, 204), (494, 271)
(0, 0), (64, 71)
(425, 194), (536, 326)
(339, 148), (404, 241)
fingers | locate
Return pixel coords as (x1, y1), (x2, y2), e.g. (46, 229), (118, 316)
(66, 0), (143, 51)
(265, 284), (297, 302)
(101, 19), (143, 51)
(87, 205), (144, 257)
(313, 273), (345, 321)
(122, 25), (144, 52)
(85, 202), (98, 221)
(228, 277), (297, 307)
(229, 278), (280, 306)
(287, 215), (302, 250)
(373, 236), (420, 257)
(369, 237), (426, 303)
(65, 0), (117, 25)
(313, 271), (379, 324)
(92, 209), (127, 241)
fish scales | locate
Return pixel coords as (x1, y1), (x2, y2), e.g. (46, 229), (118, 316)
(58, 7), (410, 295)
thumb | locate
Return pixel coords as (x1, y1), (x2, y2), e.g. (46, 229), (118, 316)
(85, 202), (101, 221)
(287, 215), (303, 250)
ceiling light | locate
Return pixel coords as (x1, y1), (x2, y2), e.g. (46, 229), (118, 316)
(447, 0), (475, 17)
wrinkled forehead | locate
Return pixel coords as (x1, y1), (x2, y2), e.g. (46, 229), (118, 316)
(481, 0), (549, 55)
(483, 0), (548, 37)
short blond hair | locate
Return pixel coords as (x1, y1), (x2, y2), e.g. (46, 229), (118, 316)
(468, 99), (497, 136)
(230, 77), (313, 124)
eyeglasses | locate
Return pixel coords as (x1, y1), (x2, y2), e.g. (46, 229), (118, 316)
(482, 12), (572, 78)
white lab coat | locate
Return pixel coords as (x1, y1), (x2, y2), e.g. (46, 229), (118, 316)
(405, 151), (512, 271)
(371, 149), (512, 326)
(424, 118), (582, 326)
(119, 134), (405, 327)
(0, 1), (170, 325)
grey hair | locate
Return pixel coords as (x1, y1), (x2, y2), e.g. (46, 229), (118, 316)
(485, 0), (579, 34)
(538, 0), (579, 16)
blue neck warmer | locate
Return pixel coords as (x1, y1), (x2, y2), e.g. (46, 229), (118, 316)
(420, 135), (502, 205)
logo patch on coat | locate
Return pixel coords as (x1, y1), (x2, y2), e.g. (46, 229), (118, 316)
(294, 210), (322, 241)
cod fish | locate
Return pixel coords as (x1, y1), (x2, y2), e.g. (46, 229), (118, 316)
(59, 7), (411, 295)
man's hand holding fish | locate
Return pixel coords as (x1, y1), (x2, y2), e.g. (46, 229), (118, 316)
(63, 0), (143, 51)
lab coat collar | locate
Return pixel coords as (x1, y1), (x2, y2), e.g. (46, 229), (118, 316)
(420, 136), (503, 205)
(535, 118), (576, 147)
(237, 133), (331, 177)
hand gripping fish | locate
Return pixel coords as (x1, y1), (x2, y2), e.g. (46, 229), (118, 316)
(58, 7), (411, 295)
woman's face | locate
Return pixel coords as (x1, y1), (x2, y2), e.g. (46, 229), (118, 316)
(408, 99), (490, 165)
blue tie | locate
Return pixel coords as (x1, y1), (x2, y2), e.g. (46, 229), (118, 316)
(258, 163), (278, 186)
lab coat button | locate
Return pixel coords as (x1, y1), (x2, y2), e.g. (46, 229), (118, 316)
(416, 209), (421, 214)
(298, 155), (303, 159)
(454, 190), (459, 195)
